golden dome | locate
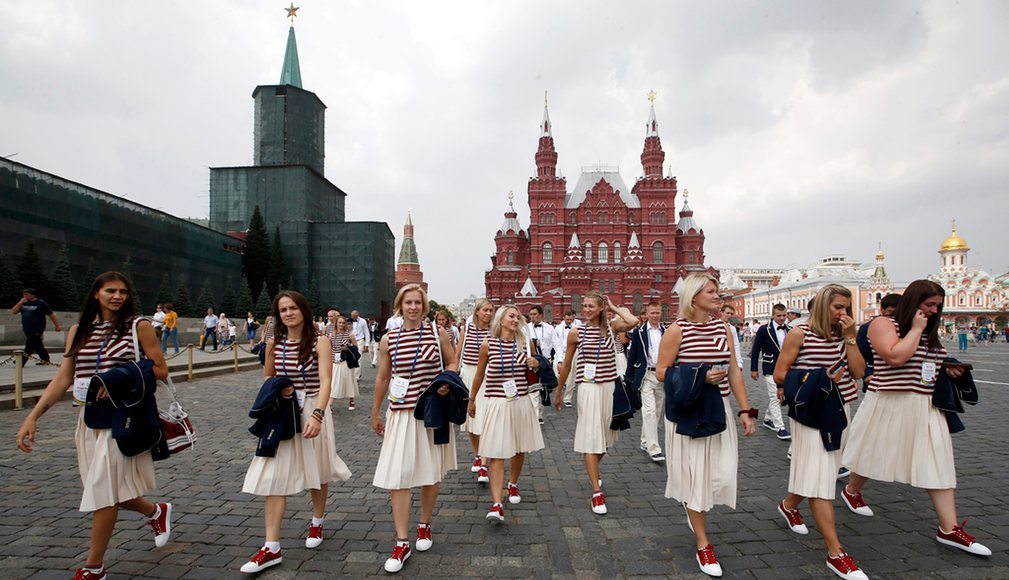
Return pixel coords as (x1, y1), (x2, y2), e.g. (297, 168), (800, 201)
(939, 220), (969, 252)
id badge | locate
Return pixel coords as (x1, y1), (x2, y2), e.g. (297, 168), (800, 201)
(72, 378), (91, 407)
(295, 388), (306, 410)
(389, 376), (410, 402)
(583, 363), (597, 381)
(921, 361), (937, 385)
(503, 379), (519, 400)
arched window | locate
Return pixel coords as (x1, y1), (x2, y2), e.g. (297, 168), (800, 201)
(507, 249), (514, 265)
(544, 304), (553, 321)
(661, 303), (670, 320)
(633, 293), (643, 314)
(570, 212), (577, 225)
(571, 293), (582, 313)
(542, 242), (553, 264)
(613, 211), (621, 223)
(652, 241), (664, 264)
(598, 242), (609, 264)
(613, 242), (622, 263)
(585, 211), (592, 224)
(584, 242), (593, 264)
(599, 210), (608, 224)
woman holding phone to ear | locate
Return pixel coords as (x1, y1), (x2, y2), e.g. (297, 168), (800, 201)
(772, 284), (868, 580)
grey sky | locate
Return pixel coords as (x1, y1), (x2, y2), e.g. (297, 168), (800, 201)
(2, 0), (1007, 303)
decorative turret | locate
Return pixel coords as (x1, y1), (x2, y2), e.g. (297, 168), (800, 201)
(561, 232), (590, 291)
(640, 90), (666, 177)
(870, 242), (890, 284)
(624, 232), (644, 263)
(939, 219), (969, 273)
(675, 189), (705, 269)
(535, 91), (559, 178)
(519, 277), (540, 297)
(395, 210), (427, 292)
(279, 4), (303, 88)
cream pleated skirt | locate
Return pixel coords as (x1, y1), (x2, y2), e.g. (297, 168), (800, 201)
(331, 361), (359, 399)
(75, 412), (156, 512)
(479, 395), (545, 458)
(788, 403), (851, 500)
(573, 381), (618, 454)
(665, 397), (738, 512)
(243, 396), (352, 496)
(842, 391), (955, 489)
(458, 363), (486, 434)
(373, 408), (458, 490)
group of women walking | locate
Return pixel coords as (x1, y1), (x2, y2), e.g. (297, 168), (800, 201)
(13, 271), (993, 579)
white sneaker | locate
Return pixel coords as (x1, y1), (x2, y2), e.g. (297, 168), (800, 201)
(477, 467), (489, 483)
(240, 547), (282, 573)
(826, 550), (868, 580)
(696, 544), (723, 577)
(841, 486), (874, 517)
(305, 523), (323, 548)
(591, 492), (607, 515)
(384, 543), (411, 573)
(777, 501), (809, 535)
(486, 503), (505, 524)
(507, 483), (522, 505)
(415, 525), (433, 552)
(936, 521), (993, 556)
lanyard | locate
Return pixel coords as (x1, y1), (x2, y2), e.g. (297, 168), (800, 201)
(499, 338), (516, 379)
(280, 340), (307, 389)
(581, 325), (604, 364)
(94, 333), (112, 375)
(392, 324), (425, 379)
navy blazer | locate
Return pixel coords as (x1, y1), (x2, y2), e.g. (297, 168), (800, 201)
(624, 323), (665, 390)
(414, 371), (470, 444)
(611, 375), (641, 431)
(249, 376), (301, 457)
(932, 356), (979, 434)
(782, 368), (847, 451)
(663, 363), (727, 438)
(86, 359), (169, 460)
(750, 323), (787, 376)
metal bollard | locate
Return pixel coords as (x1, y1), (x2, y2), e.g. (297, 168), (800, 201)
(233, 342), (239, 372)
(14, 350), (25, 410)
(187, 344), (194, 380)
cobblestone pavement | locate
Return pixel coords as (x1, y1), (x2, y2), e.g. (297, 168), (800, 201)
(1, 341), (1007, 579)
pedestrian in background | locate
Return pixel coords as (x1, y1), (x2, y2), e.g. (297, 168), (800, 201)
(245, 311), (258, 346)
(160, 304), (179, 354)
(457, 298), (495, 484)
(10, 287), (61, 366)
(151, 304), (166, 341)
(201, 308), (218, 352)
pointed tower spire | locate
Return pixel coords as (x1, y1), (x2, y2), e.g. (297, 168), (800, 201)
(676, 188), (699, 233)
(396, 210), (427, 292)
(640, 90), (665, 177)
(279, 21), (303, 88)
(624, 232), (644, 263)
(535, 93), (558, 178)
(541, 91), (552, 137)
(564, 233), (584, 264)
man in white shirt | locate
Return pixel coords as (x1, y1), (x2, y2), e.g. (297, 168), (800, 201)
(553, 310), (582, 408)
(152, 304), (166, 340)
(626, 302), (666, 462)
(201, 308), (219, 351)
(749, 303), (791, 440)
(350, 310), (371, 386)
(526, 306), (555, 424)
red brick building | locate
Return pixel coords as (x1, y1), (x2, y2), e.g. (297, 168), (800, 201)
(484, 97), (715, 322)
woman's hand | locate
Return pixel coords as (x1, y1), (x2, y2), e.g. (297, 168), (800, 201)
(526, 357), (540, 369)
(468, 400), (477, 418)
(437, 384), (450, 396)
(15, 418), (36, 453)
(371, 409), (385, 436)
(777, 387), (785, 403)
(911, 310), (929, 332)
(740, 413), (756, 436)
(705, 369), (728, 385)
(302, 415), (321, 439)
(281, 386), (295, 399)
(554, 389), (564, 411)
(946, 366), (965, 379)
(839, 315), (856, 339)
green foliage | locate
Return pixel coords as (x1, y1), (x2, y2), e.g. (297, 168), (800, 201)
(236, 275), (254, 317)
(83, 257), (100, 289)
(0, 251), (22, 306)
(50, 246), (78, 311)
(254, 288), (273, 320)
(220, 278), (238, 316)
(119, 255), (142, 315)
(307, 275), (322, 316)
(266, 226), (291, 299)
(16, 241), (49, 299)
(155, 273), (174, 305)
(194, 280), (216, 316)
(173, 279), (193, 317)
(244, 206), (270, 299)
(427, 299), (442, 320)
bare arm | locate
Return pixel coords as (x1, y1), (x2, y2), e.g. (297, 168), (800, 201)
(606, 298), (639, 333)
(553, 329), (579, 409)
(772, 328), (804, 386)
(49, 312), (62, 332)
(10, 297), (25, 314)
(315, 339), (333, 403)
(725, 326), (755, 436)
(868, 314), (925, 367)
(264, 340), (276, 378)
(655, 324), (682, 382)
(15, 325), (78, 452)
(371, 335), (392, 436)
(136, 320), (168, 381)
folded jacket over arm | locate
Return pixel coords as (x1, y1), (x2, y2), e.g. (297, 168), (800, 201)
(248, 376), (301, 457)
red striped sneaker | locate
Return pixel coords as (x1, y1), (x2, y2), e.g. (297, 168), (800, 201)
(305, 523), (323, 548)
(470, 456), (482, 473)
(825, 550), (867, 579)
(507, 482), (522, 504)
(936, 520), (992, 556)
(777, 500), (809, 535)
(696, 544), (723, 577)
(384, 542), (411, 573)
(240, 546), (282, 573)
(147, 502), (172, 548)
(591, 492), (607, 515)
(477, 466), (489, 483)
(486, 503), (504, 524)
(841, 485), (873, 517)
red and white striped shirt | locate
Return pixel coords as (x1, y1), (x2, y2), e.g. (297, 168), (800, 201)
(387, 323), (443, 410)
(483, 338), (529, 398)
(460, 322), (488, 367)
(791, 323), (857, 404)
(276, 338), (321, 397)
(73, 317), (140, 380)
(575, 324), (618, 383)
(868, 317), (946, 395)
(675, 318), (732, 397)
(330, 331), (352, 363)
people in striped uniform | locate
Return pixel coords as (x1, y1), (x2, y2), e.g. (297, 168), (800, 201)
(456, 298), (495, 483)
(656, 273), (756, 577)
(329, 315), (360, 411)
(843, 280), (992, 557)
(469, 305), (546, 523)
(240, 291), (352, 573)
(371, 284), (459, 573)
(554, 292), (639, 516)
(772, 284), (869, 580)
(16, 272), (173, 580)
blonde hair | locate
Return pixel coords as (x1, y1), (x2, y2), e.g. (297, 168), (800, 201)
(582, 292), (608, 330)
(807, 284), (852, 339)
(678, 273), (720, 319)
(489, 304), (527, 344)
(393, 283), (430, 318)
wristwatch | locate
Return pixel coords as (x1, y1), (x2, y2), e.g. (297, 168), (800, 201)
(844, 337), (857, 345)
(312, 408), (326, 418)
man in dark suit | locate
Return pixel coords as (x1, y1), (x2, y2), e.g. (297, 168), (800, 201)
(625, 301), (666, 463)
(749, 303), (791, 440)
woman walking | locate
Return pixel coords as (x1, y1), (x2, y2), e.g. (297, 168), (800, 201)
(330, 315), (360, 411)
(554, 292), (638, 516)
(15, 272), (173, 580)
(240, 291), (351, 573)
(772, 284), (868, 580)
(655, 273), (756, 577)
(842, 280), (991, 557)
(457, 298), (495, 483)
(371, 283), (458, 573)
(468, 305), (545, 523)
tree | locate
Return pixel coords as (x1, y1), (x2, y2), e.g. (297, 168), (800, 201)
(220, 277), (238, 316)
(235, 275), (254, 316)
(194, 280), (215, 315)
(0, 252), (22, 306)
(83, 257), (100, 288)
(155, 273), (174, 305)
(254, 288), (273, 320)
(50, 245), (79, 310)
(244, 205), (270, 300)
(266, 226), (291, 299)
(173, 280), (193, 317)
(307, 275), (322, 316)
(119, 255), (142, 315)
(17, 241), (49, 299)
(428, 299), (443, 320)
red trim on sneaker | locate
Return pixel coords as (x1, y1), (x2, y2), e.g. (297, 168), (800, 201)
(826, 550), (861, 575)
(778, 501), (805, 528)
(939, 519), (978, 547)
(308, 524), (323, 540)
(74, 568), (107, 580)
(697, 544), (718, 566)
(507, 483), (521, 500)
(417, 525), (432, 543)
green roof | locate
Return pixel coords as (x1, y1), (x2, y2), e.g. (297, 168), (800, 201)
(279, 26), (303, 88)
(398, 238), (419, 265)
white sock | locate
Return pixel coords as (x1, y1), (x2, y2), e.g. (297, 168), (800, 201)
(418, 522), (430, 529)
(147, 504), (161, 521)
(396, 539), (410, 547)
(312, 516), (324, 526)
(265, 541), (281, 553)
(85, 565), (104, 573)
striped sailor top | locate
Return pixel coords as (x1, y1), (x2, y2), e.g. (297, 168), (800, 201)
(674, 318), (732, 397)
(868, 317), (946, 395)
(263, 319), (276, 342)
(791, 323), (857, 404)
(330, 331), (352, 363)
(613, 332), (626, 355)
(460, 322), (488, 367)
(575, 324), (618, 383)
(387, 323), (443, 410)
(483, 338), (529, 398)
(73, 317), (141, 380)
(275, 337), (321, 397)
